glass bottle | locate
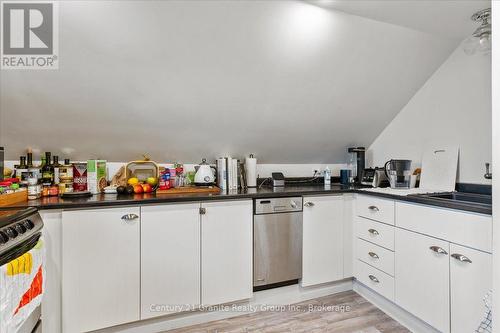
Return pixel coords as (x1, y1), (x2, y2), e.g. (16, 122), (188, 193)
(38, 155), (46, 181)
(52, 155), (62, 185)
(41, 152), (54, 186)
(28, 153), (40, 184)
(27, 152), (33, 168)
(347, 153), (356, 184)
(16, 156), (28, 185)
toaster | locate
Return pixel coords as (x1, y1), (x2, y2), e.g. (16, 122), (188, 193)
(361, 168), (388, 187)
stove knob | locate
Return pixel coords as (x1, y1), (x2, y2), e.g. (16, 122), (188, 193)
(15, 223), (27, 234)
(5, 227), (18, 239)
(24, 219), (35, 230)
(0, 231), (8, 244)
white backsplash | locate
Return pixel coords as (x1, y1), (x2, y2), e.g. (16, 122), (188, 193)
(5, 160), (347, 180)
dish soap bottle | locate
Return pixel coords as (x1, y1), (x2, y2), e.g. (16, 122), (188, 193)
(324, 166), (331, 186)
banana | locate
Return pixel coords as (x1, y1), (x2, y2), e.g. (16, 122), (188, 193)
(3, 167), (12, 178)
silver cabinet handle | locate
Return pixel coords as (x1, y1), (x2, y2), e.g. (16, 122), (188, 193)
(429, 246), (448, 255)
(256, 278), (265, 282)
(368, 229), (379, 235)
(304, 202), (315, 207)
(368, 205), (379, 212)
(121, 213), (139, 221)
(368, 252), (379, 259)
(451, 253), (472, 263)
(368, 275), (379, 283)
(290, 201), (298, 209)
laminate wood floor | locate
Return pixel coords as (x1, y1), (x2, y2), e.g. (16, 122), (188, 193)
(166, 291), (410, 333)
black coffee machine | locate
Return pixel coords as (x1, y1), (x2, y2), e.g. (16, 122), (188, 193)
(347, 147), (366, 184)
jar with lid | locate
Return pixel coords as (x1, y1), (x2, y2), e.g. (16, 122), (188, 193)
(28, 184), (42, 200)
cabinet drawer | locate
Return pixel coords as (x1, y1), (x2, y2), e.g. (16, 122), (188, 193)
(356, 238), (394, 276)
(396, 202), (492, 253)
(355, 217), (395, 250)
(356, 195), (395, 225)
(355, 259), (394, 301)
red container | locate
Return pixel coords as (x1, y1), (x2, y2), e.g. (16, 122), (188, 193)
(73, 163), (88, 192)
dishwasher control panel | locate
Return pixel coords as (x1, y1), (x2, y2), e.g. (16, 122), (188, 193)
(254, 197), (303, 214)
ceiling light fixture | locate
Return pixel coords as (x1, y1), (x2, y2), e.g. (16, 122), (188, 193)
(463, 8), (491, 55)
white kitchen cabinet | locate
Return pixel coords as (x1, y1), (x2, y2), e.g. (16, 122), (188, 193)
(355, 259), (394, 301)
(40, 210), (63, 333)
(395, 228), (450, 333)
(450, 244), (492, 333)
(62, 207), (140, 333)
(140, 203), (201, 319)
(302, 195), (344, 287)
(396, 202), (492, 252)
(355, 216), (395, 251)
(201, 200), (253, 305)
(356, 195), (395, 225)
(356, 238), (394, 276)
(343, 194), (355, 278)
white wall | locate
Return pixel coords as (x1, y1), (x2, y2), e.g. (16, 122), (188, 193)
(367, 41), (492, 184)
(0, 0), (457, 164)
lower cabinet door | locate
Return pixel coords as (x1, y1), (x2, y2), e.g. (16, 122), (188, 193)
(201, 200), (253, 305)
(395, 229), (450, 333)
(355, 259), (394, 301)
(302, 195), (344, 287)
(140, 203), (201, 319)
(450, 244), (492, 333)
(62, 207), (140, 333)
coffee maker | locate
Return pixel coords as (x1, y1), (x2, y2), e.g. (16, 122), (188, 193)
(347, 147), (366, 184)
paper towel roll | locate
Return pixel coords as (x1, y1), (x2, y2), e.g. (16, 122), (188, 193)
(245, 154), (257, 187)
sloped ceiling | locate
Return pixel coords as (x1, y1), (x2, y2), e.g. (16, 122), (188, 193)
(0, 0), (459, 163)
(310, 0), (490, 40)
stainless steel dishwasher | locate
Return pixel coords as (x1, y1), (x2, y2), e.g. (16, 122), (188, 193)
(253, 197), (303, 289)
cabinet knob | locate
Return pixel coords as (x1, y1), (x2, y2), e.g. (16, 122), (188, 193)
(368, 228), (379, 236)
(368, 252), (379, 259)
(368, 275), (379, 283)
(121, 214), (139, 221)
(451, 253), (472, 263)
(368, 205), (379, 212)
(199, 207), (206, 215)
(429, 246), (448, 255)
(304, 202), (315, 207)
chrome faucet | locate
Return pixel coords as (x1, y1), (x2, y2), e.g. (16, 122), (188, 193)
(484, 163), (492, 179)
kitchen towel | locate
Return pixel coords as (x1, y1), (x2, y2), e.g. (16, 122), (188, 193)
(0, 238), (45, 333)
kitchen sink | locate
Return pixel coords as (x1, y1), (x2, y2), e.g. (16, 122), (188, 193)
(420, 192), (491, 205)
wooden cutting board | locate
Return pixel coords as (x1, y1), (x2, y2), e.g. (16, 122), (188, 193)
(0, 189), (28, 207)
(419, 146), (459, 192)
(156, 186), (221, 195)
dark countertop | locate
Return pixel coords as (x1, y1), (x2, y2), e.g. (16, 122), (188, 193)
(0, 185), (491, 215)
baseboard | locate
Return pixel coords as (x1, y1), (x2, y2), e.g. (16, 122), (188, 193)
(94, 279), (353, 333)
(353, 281), (440, 333)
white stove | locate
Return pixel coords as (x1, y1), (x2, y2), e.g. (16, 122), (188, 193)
(0, 207), (44, 333)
